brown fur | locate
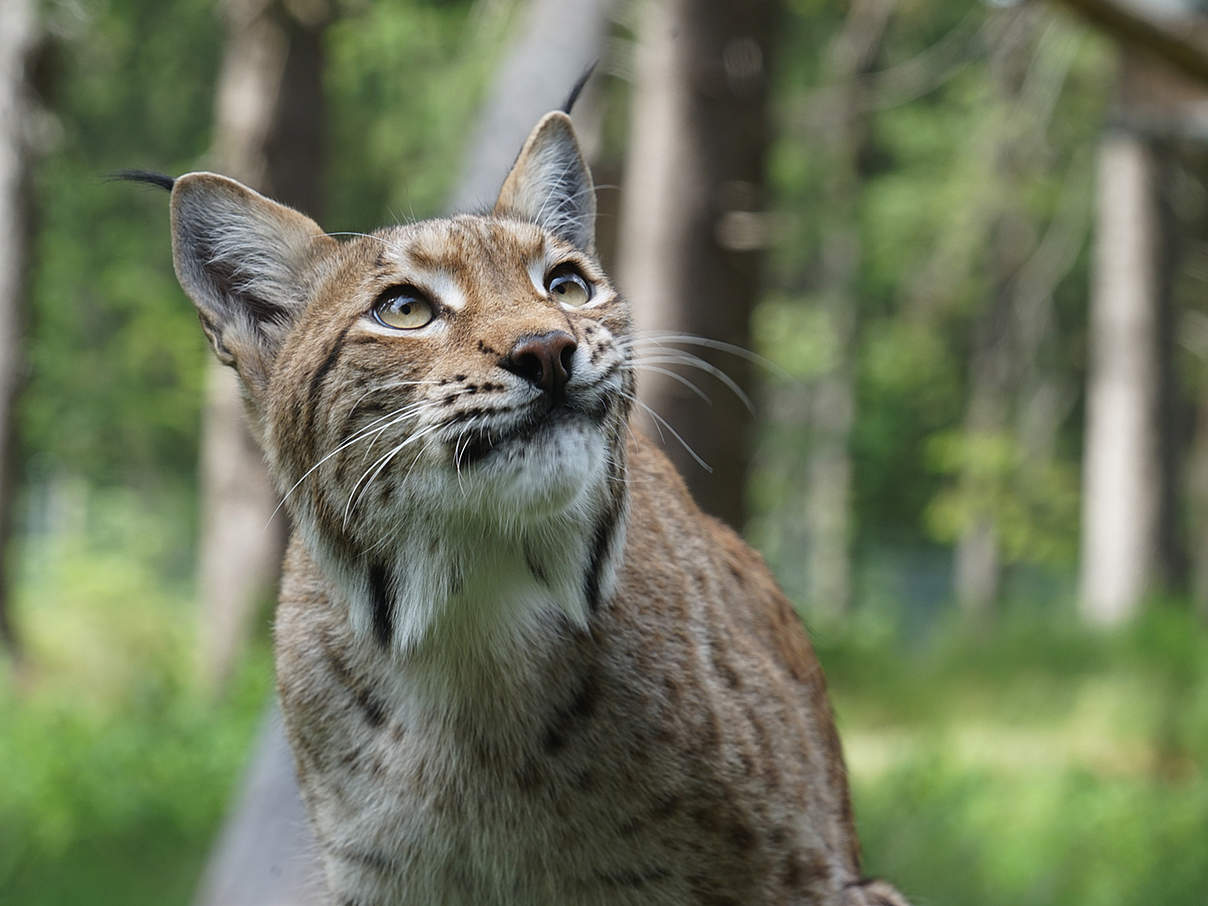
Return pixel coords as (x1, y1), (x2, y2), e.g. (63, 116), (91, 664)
(156, 111), (911, 905)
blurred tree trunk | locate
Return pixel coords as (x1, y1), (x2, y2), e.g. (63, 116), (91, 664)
(0, 0), (37, 665)
(953, 11), (1039, 615)
(800, 0), (892, 619)
(195, 2), (613, 904)
(1078, 76), (1161, 626)
(618, 0), (777, 531)
(199, 0), (328, 694)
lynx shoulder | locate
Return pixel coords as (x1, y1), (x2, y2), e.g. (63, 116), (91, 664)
(135, 111), (911, 905)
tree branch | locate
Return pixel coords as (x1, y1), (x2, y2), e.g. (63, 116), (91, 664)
(1051, 0), (1208, 87)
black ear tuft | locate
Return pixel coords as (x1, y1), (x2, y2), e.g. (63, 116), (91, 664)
(561, 61), (598, 115)
(111, 169), (175, 192)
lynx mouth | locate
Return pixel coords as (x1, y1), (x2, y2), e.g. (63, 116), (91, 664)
(453, 398), (606, 469)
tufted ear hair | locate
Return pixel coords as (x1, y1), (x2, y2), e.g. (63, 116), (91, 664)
(495, 111), (597, 252)
(169, 172), (335, 392)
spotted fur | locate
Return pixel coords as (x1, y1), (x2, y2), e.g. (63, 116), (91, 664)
(155, 111), (911, 905)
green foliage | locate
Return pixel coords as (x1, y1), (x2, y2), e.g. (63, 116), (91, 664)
(759, 4), (1111, 567)
(1, 491), (271, 906)
(324, 0), (510, 226)
(821, 605), (1208, 906)
(924, 428), (1080, 565)
(24, 0), (222, 485)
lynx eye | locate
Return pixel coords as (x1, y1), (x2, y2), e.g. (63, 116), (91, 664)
(372, 287), (434, 330)
(546, 265), (593, 308)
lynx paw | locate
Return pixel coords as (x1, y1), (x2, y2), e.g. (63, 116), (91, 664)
(843, 878), (913, 906)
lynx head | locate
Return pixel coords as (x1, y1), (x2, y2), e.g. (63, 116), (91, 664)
(161, 112), (633, 652)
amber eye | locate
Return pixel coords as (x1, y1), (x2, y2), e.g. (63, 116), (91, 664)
(373, 288), (434, 330)
(546, 265), (593, 308)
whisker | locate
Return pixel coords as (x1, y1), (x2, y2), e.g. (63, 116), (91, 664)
(618, 389), (712, 473)
(630, 363), (712, 405)
(343, 420), (450, 528)
(626, 331), (788, 378)
(630, 352), (755, 414)
(264, 395), (457, 529)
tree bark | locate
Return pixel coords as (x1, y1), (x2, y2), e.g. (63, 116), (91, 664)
(450, 0), (612, 212)
(199, 0), (328, 694)
(617, 0), (776, 531)
(1078, 115), (1161, 625)
(0, 0), (37, 665)
(1051, 0), (1208, 89)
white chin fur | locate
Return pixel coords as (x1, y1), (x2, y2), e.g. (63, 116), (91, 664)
(443, 417), (607, 523)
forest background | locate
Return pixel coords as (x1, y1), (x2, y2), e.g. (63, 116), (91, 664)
(2, 0), (1207, 904)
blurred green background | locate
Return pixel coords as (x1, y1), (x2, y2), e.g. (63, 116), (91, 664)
(2, 0), (1207, 904)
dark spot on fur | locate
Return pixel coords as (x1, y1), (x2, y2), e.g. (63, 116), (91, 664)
(320, 637), (387, 728)
(729, 820), (756, 852)
(331, 845), (397, 874)
(525, 545), (549, 586)
(514, 759), (541, 791)
(662, 674), (681, 704)
(739, 749), (755, 776)
(583, 479), (623, 611)
(709, 638), (742, 690)
(617, 792), (681, 836)
(368, 562), (393, 650)
(542, 668), (598, 754)
(592, 867), (672, 888)
(782, 853), (804, 889)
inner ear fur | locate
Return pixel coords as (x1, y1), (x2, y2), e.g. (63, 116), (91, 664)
(169, 172), (334, 390)
(494, 111), (597, 252)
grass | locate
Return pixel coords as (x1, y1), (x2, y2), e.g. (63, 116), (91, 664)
(820, 606), (1208, 906)
(2, 502), (1206, 905)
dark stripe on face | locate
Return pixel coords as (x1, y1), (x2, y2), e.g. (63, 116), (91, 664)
(369, 561), (393, 649)
(304, 322), (354, 448)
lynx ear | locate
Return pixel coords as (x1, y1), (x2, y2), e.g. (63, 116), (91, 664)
(495, 111), (596, 252)
(169, 172), (334, 389)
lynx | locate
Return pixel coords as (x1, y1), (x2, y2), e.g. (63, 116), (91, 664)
(129, 102), (911, 905)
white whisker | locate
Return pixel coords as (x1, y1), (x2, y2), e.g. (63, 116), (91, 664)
(618, 389), (712, 473)
(630, 352), (755, 414)
(343, 420), (450, 529)
(630, 363), (712, 405)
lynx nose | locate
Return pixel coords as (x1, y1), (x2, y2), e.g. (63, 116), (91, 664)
(502, 331), (577, 401)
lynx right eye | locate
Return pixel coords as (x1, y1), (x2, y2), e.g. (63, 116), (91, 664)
(372, 288), (434, 330)
(546, 265), (593, 308)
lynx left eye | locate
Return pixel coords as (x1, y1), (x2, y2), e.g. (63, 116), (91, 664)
(546, 266), (592, 308)
(373, 288), (434, 330)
